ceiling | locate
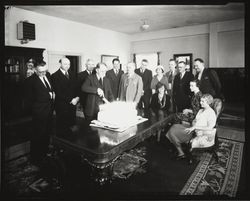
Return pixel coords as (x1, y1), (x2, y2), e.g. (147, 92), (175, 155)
(16, 4), (244, 34)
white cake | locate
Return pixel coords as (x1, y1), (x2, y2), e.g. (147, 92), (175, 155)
(97, 101), (138, 128)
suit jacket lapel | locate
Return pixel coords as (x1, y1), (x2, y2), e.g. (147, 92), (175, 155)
(45, 74), (53, 91)
(35, 74), (47, 90)
(58, 69), (69, 81)
(200, 68), (207, 81)
(93, 74), (100, 88)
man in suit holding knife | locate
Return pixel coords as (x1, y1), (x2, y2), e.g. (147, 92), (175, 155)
(82, 62), (114, 121)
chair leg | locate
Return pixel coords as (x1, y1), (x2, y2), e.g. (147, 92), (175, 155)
(186, 143), (194, 165)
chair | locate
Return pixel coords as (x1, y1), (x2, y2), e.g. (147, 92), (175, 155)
(186, 98), (224, 164)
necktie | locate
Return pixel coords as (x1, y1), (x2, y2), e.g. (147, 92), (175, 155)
(141, 69), (144, 74)
(65, 71), (69, 79)
(43, 77), (52, 91)
(115, 70), (118, 75)
(169, 72), (172, 83)
(99, 78), (103, 87)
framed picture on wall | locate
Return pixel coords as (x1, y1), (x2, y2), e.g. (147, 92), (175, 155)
(173, 53), (193, 72)
(101, 55), (119, 70)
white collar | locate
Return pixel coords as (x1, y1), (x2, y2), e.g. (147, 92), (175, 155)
(60, 68), (67, 75)
(96, 74), (102, 80)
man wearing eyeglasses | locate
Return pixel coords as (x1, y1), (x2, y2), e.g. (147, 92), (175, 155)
(26, 60), (55, 166)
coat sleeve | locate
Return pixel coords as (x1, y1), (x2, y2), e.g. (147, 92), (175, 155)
(150, 76), (156, 90)
(51, 73), (72, 103)
(147, 70), (153, 91)
(81, 76), (98, 94)
(134, 76), (143, 103)
(106, 79), (114, 102)
(209, 70), (222, 97)
(165, 95), (171, 111)
(118, 75), (124, 100)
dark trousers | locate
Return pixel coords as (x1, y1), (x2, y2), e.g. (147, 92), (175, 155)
(138, 93), (151, 110)
(31, 114), (52, 164)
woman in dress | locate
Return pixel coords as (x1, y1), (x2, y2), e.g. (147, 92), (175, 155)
(150, 65), (169, 95)
(166, 94), (217, 159)
(150, 82), (171, 114)
(175, 79), (203, 124)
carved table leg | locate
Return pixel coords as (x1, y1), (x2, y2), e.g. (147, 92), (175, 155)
(81, 156), (118, 185)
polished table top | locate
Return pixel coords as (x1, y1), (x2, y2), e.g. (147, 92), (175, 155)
(51, 110), (172, 165)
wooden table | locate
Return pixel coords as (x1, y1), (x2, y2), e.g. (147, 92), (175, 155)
(50, 110), (172, 184)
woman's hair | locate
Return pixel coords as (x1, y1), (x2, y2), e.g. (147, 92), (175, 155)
(190, 79), (200, 88)
(156, 65), (164, 73)
(201, 94), (213, 105)
(156, 82), (166, 92)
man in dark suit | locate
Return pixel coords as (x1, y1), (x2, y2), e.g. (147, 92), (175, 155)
(194, 58), (222, 99)
(51, 58), (79, 132)
(82, 62), (114, 121)
(173, 61), (194, 112)
(77, 59), (95, 112)
(165, 59), (178, 112)
(106, 58), (124, 100)
(27, 61), (55, 166)
(135, 59), (152, 110)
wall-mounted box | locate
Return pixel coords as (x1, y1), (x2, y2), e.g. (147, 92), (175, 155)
(17, 21), (36, 40)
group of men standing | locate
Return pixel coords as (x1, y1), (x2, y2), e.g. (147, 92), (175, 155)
(26, 56), (221, 166)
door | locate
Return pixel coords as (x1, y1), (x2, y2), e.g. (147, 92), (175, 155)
(66, 56), (79, 78)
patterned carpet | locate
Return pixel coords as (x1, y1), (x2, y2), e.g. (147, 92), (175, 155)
(112, 146), (147, 180)
(3, 133), (245, 197)
(180, 138), (244, 196)
(3, 155), (62, 195)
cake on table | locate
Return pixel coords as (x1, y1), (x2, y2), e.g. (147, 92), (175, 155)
(97, 101), (139, 128)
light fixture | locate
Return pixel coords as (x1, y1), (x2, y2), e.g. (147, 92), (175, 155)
(140, 19), (150, 31)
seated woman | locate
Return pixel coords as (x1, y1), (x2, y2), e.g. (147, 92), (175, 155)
(175, 79), (202, 124)
(150, 82), (171, 116)
(150, 65), (169, 95)
(166, 94), (216, 159)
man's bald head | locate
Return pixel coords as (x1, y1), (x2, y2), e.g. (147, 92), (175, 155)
(59, 57), (70, 71)
(85, 59), (95, 71)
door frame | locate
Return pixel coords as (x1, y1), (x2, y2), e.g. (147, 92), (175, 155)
(47, 50), (83, 73)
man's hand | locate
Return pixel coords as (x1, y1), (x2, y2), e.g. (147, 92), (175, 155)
(97, 88), (104, 97)
(70, 97), (79, 105)
(183, 109), (192, 115)
(185, 127), (195, 134)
